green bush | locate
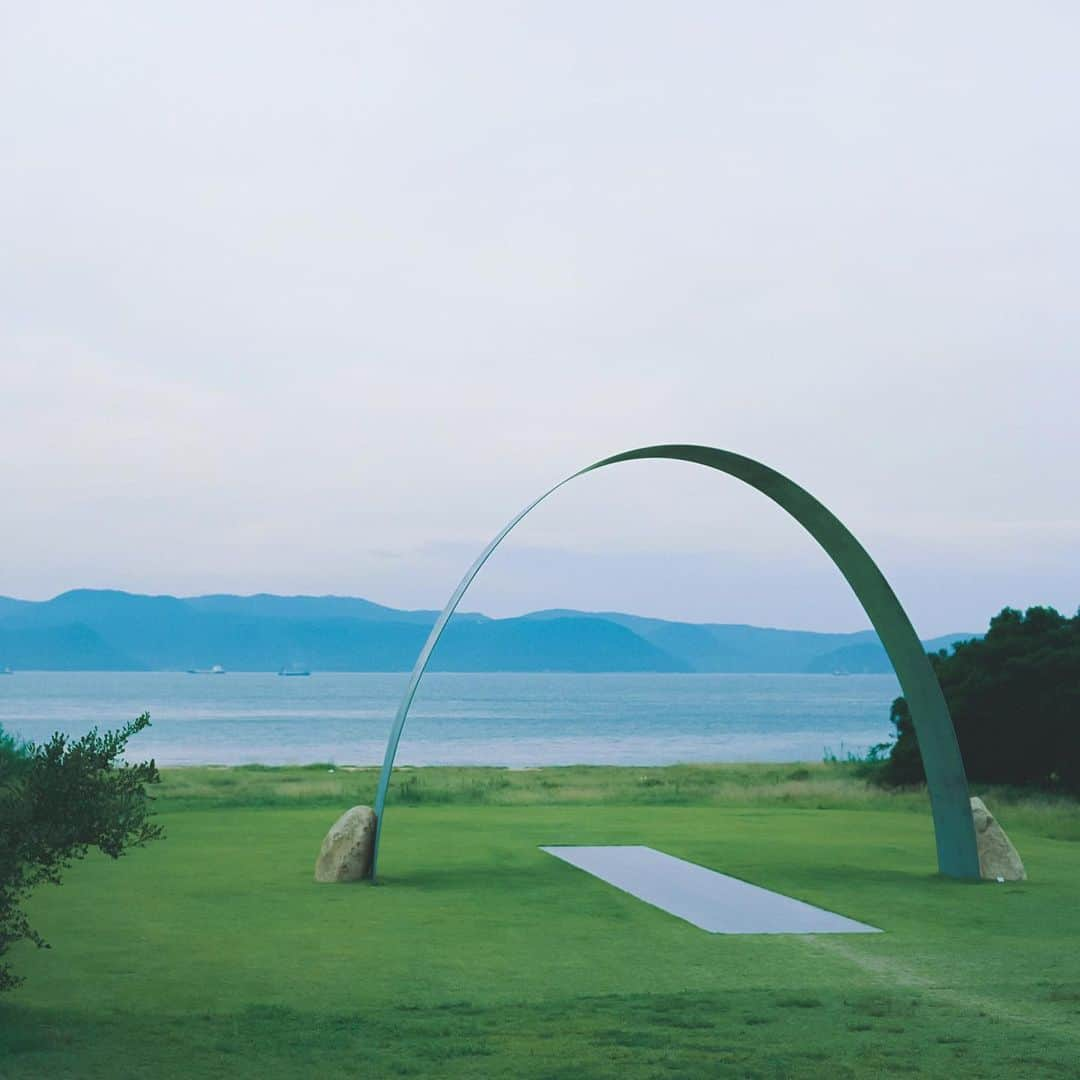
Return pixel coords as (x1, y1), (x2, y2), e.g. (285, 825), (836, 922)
(0, 713), (163, 991)
(881, 606), (1080, 790)
(0, 725), (28, 771)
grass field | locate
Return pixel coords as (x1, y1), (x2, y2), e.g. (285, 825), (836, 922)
(3, 764), (1079, 1078)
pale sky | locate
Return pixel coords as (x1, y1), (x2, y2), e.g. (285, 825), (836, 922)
(2, 2), (1078, 635)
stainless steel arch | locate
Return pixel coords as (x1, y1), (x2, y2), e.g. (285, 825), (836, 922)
(370, 445), (980, 880)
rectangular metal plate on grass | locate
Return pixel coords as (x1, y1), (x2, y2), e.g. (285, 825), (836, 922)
(541, 845), (880, 935)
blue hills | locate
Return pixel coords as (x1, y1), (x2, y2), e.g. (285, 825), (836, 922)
(0, 590), (974, 674)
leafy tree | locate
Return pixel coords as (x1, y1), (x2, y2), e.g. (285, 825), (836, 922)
(880, 607), (1080, 790)
(0, 713), (162, 991)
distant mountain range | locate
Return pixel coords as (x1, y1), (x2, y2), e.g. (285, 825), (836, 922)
(0, 590), (976, 674)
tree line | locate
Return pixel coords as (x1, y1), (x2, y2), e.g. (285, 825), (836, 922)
(881, 606), (1080, 791)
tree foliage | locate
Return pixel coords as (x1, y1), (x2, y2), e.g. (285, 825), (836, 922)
(0, 713), (162, 991)
(881, 606), (1080, 790)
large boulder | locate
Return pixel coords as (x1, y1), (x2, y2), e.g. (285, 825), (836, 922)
(970, 797), (1026, 881)
(314, 805), (377, 883)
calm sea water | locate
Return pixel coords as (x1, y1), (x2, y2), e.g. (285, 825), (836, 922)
(0, 671), (899, 767)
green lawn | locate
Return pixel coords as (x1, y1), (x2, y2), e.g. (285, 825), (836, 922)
(3, 766), (1079, 1078)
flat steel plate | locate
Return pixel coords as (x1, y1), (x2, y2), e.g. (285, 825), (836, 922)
(541, 846), (880, 935)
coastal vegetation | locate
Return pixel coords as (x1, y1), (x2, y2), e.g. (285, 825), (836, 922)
(2, 763), (1078, 1077)
(153, 761), (1080, 841)
(882, 606), (1080, 791)
(0, 715), (161, 991)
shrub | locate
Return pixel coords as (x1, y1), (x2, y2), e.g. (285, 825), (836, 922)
(880, 607), (1080, 790)
(0, 712), (163, 991)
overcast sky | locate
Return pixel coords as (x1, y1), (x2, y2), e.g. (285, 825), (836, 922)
(2, 2), (1077, 635)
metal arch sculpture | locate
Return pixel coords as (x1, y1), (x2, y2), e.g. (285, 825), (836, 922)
(370, 445), (980, 881)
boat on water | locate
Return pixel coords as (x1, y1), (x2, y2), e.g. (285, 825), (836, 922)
(186, 664), (226, 675)
(278, 666), (311, 677)
(0, 666), (12, 675)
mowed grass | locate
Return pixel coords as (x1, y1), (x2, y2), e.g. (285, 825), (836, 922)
(2, 765), (1079, 1078)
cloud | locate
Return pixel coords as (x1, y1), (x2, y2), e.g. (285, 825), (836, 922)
(1, 2), (1077, 628)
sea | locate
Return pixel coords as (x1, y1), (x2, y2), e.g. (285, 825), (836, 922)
(0, 671), (900, 767)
